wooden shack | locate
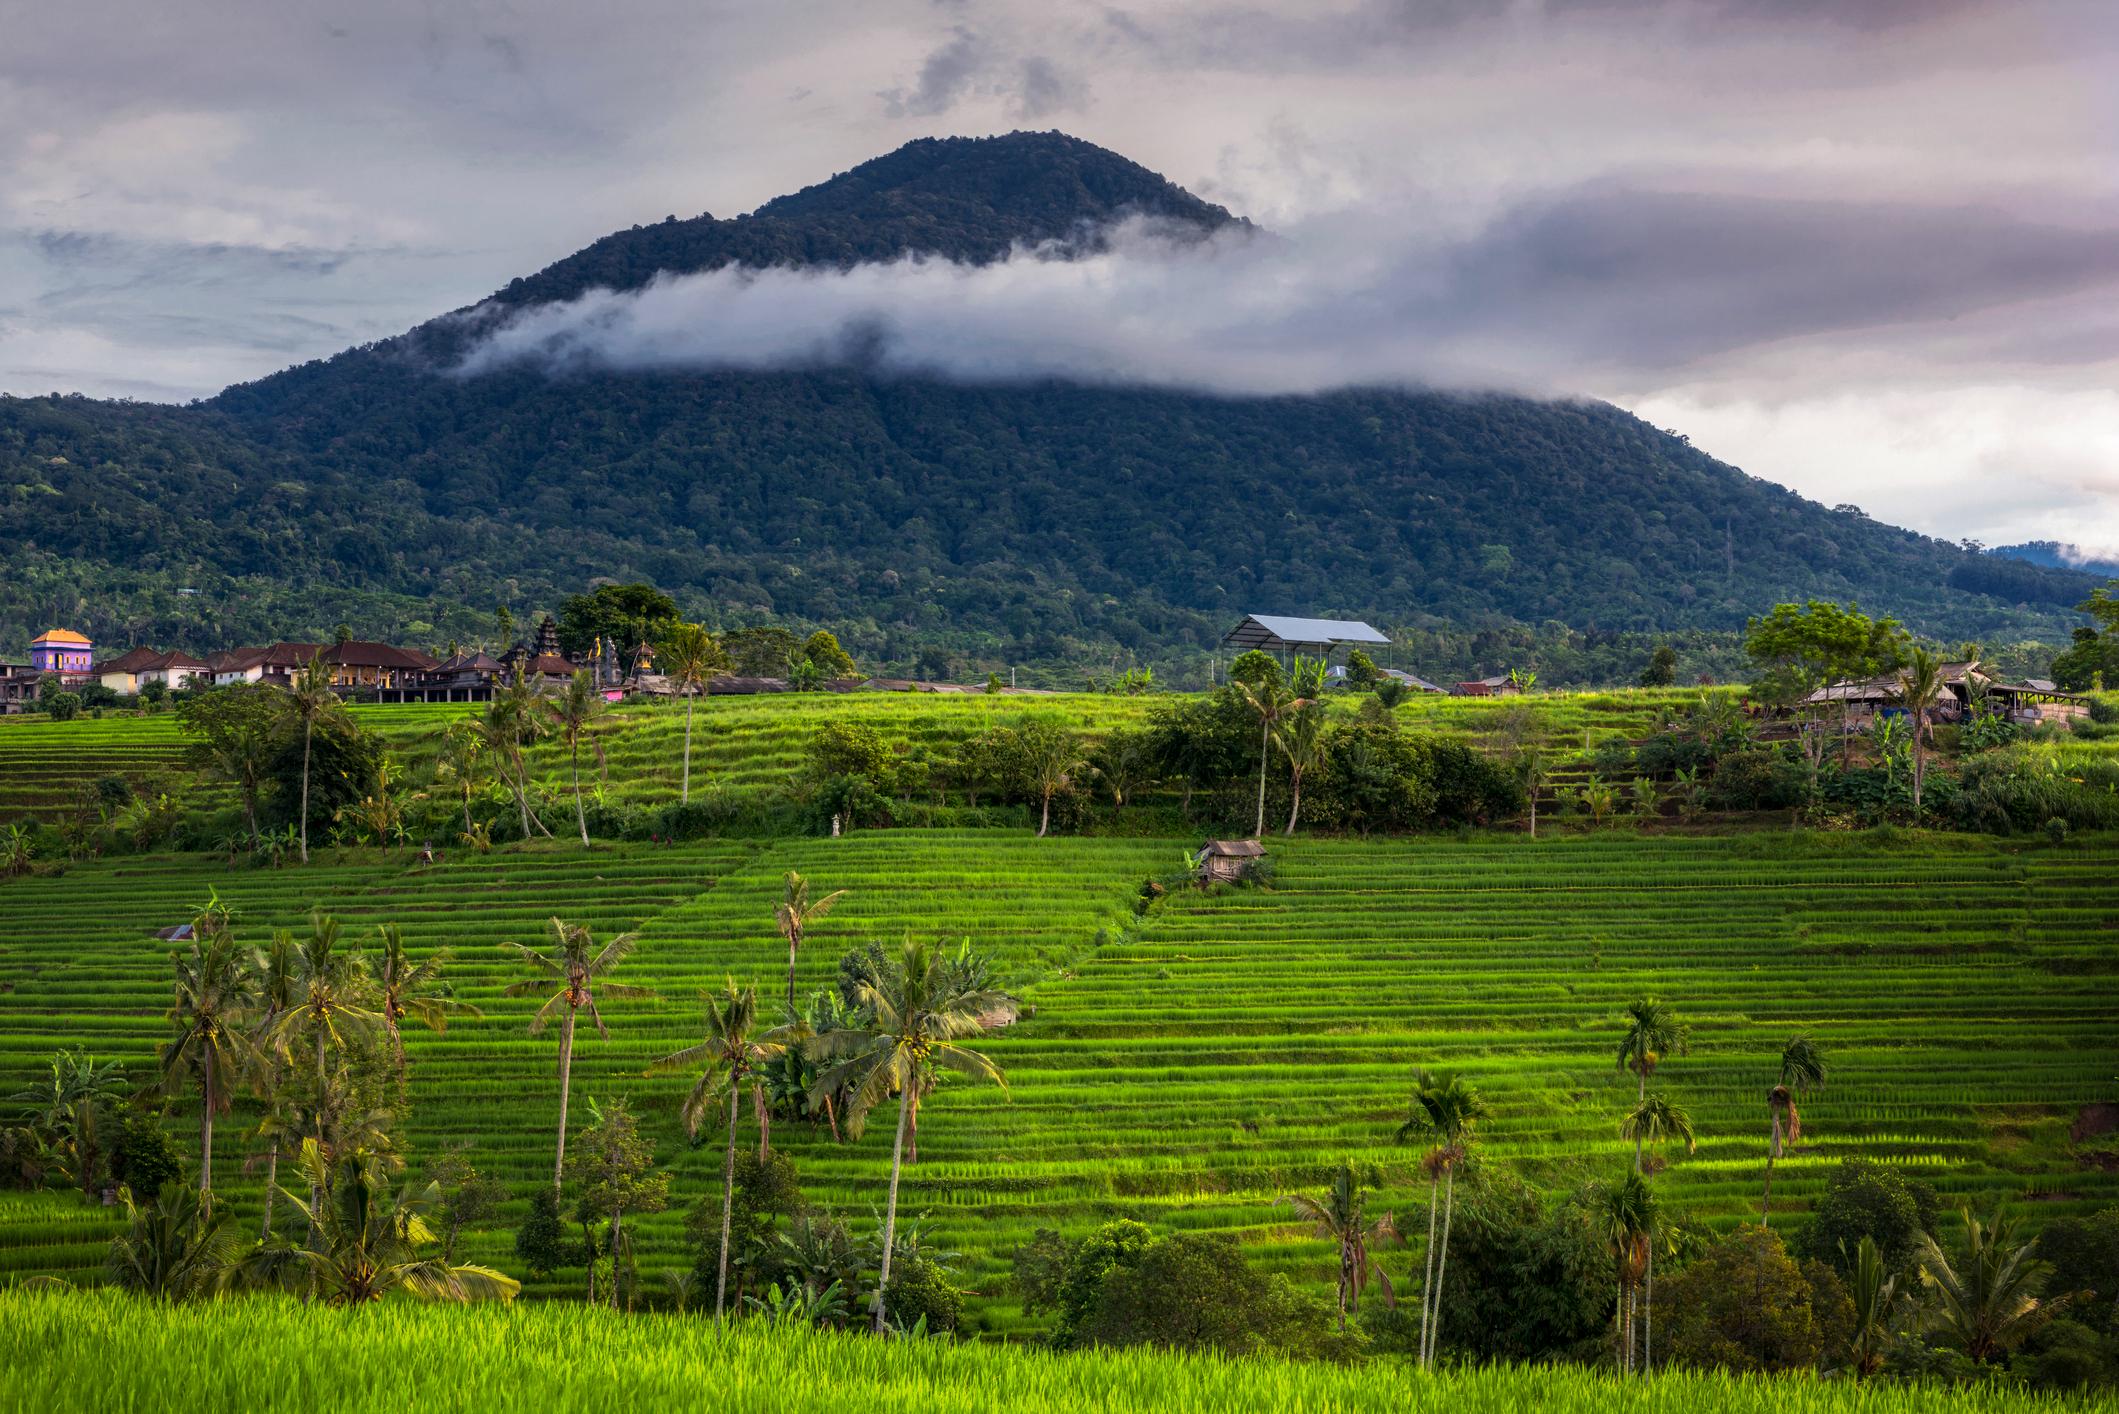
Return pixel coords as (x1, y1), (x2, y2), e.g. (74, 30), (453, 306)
(1199, 839), (1265, 885)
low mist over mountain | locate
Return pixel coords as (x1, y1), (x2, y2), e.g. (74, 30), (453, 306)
(0, 133), (2100, 673)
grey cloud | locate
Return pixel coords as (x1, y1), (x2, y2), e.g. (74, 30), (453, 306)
(880, 28), (1088, 120)
(882, 28), (989, 117)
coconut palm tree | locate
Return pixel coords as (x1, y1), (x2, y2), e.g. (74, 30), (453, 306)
(775, 872), (846, 1020)
(1614, 998), (1689, 1172)
(548, 669), (605, 846)
(1277, 1162), (1399, 1331)
(1618, 1095), (1694, 1371)
(1763, 1035), (1826, 1224)
(1915, 1207), (2071, 1362)
(371, 925), (480, 1083)
(1273, 704), (1327, 835)
(503, 918), (654, 1196)
(659, 623), (726, 803)
(157, 932), (259, 1202)
(1396, 1070), (1489, 1367)
(265, 912), (378, 1159)
(1014, 716), (1086, 838)
(433, 719), (486, 842)
(807, 939), (1010, 1333)
(646, 980), (787, 1322)
(270, 1139), (519, 1305)
(1232, 678), (1301, 839)
(283, 656), (349, 864)
(246, 928), (301, 1236)
(1895, 647), (1947, 815)
(482, 666), (553, 841)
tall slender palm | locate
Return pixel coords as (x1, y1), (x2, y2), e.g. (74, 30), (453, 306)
(1277, 1162), (1399, 1331)
(249, 928), (300, 1237)
(157, 933), (259, 1201)
(807, 940), (1009, 1334)
(1273, 704), (1327, 835)
(646, 980), (786, 1322)
(503, 918), (655, 1195)
(1614, 998), (1689, 1172)
(266, 912), (378, 1144)
(1618, 1095), (1694, 1372)
(371, 925), (480, 1082)
(1396, 1070), (1488, 1367)
(1895, 647), (1946, 815)
(283, 656), (348, 864)
(1915, 1207), (2070, 1363)
(433, 719), (486, 842)
(1594, 1172), (1655, 1374)
(1232, 678), (1300, 838)
(549, 670), (605, 847)
(483, 666), (553, 841)
(659, 623), (726, 803)
(775, 872), (846, 1020)
(1763, 1035), (1826, 1224)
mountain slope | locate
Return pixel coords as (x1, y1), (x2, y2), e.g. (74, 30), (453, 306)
(0, 132), (2097, 672)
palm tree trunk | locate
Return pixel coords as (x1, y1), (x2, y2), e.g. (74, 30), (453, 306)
(572, 737), (590, 846)
(261, 1146), (278, 1239)
(1911, 709), (1926, 815)
(716, 1082), (739, 1322)
(461, 786), (473, 840)
(1763, 1113), (1781, 1224)
(786, 928), (800, 1020)
(1616, 1281), (1627, 1372)
(1644, 1241), (1655, 1375)
(553, 1007), (575, 1196)
(1254, 717), (1270, 838)
(753, 1079), (771, 1163)
(298, 719), (314, 864)
(873, 1089), (913, 1335)
(1284, 771), (1301, 835)
(682, 691), (695, 804)
(513, 749), (533, 841)
(1529, 788), (1538, 839)
(1634, 1068), (1646, 1172)
(1038, 789), (1051, 837)
(1419, 1171), (1440, 1367)
(199, 1064), (214, 1199)
(610, 1204), (624, 1311)
(1429, 1163), (1457, 1365)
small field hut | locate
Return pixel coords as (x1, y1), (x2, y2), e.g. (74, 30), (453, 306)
(1199, 839), (1265, 885)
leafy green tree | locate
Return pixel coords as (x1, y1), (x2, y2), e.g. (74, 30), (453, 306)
(1075, 1231), (1327, 1356)
(1916, 1208), (2072, 1362)
(156, 933), (258, 1201)
(1343, 649), (1383, 689)
(1660, 1225), (1852, 1372)
(503, 919), (653, 1197)
(801, 630), (859, 680)
(1016, 1219), (1155, 1350)
(687, 1150), (803, 1310)
(1615, 998), (1688, 1172)
(424, 1149), (510, 1263)
(481, 665), (552, 840)
(1639, 644), (1678, 687)
(109, 1109), (184, 1201)
(647, 980), (785, 1321)
(565, 1096), (671, 1310)
(1278, 1161), (1399, 1331)
(658, 623), (728, 803)
(282, 657), (349, 864)
(43, 690), (81, 721)
(371, 924), (478, 1083)
(273, 1139), (520, 1305)
(432, 719), (487, 843)
(1795, 1158), (1940, 1275)
(1398, 1070), (1488, 1366)
(513, 1187), (578, 1279)
(2050, 583), (2119, 691)
(1744, 601), (1907, 768)
(555, 583), (678, 666)
(1763, 1036), (1826, 1224)
(548, 669), (606, 846)
(8, 1049), (128, 1200)
(722, 626), (801, 678)
(808, 939), (1009, 1333)
(775, 872), (846, 1021)
(1011, 714), (1084, 837)
(175, 684), (281, 838)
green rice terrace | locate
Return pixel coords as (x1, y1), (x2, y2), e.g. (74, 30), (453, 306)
(2, 820), (2113, 1333)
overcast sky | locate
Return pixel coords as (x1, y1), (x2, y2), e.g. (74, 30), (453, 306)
(5, 0), (2117, 554)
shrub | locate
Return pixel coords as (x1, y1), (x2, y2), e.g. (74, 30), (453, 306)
(883, 1250), (964, 1334)
(686, 1151), (803, 1305)
(514, 1187), (581, 1278)
(43, 691), (82, 722)
(109, 1111), (184, 1200)
(1661, 1227), (1852, 1373)
(1075, 1231), (1328, 1357)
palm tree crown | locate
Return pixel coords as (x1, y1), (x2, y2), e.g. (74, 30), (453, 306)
(1278, 1162), (1399, 1330)
(157, 931), (260, 1199)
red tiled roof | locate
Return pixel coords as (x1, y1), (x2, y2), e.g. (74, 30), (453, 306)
(320, 641), (439, 670)
(93, 646), (164, 674)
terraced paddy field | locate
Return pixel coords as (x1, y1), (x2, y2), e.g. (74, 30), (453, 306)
(0, 1290), (2080, 1414)
(0, 687), (1721, 825)
(2, 829), (2113, 1331)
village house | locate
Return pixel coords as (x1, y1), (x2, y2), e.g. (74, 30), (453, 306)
(1452, 674), (1523, 697)
(29, 629), (94, 681)
(209, 642), (326, 687)
(1802, 660), (2089, 726)
(1222, 614), (1390, 666)
(1198, 839), (1266, 885)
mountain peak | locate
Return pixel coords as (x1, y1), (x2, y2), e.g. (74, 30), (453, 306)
(488, 131), (1244, 311)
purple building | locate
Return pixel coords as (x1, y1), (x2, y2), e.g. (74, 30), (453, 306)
(29, 629), (94, 677)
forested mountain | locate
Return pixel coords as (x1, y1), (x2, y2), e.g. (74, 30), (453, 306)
(0, 132), (2099, 678)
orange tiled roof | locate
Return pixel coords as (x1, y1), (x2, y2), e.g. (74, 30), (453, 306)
(32, 629), (92, 647)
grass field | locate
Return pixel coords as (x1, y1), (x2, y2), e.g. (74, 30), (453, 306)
(0, 1289), (2088, 1413)
(2, 826), (2112, 1330)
